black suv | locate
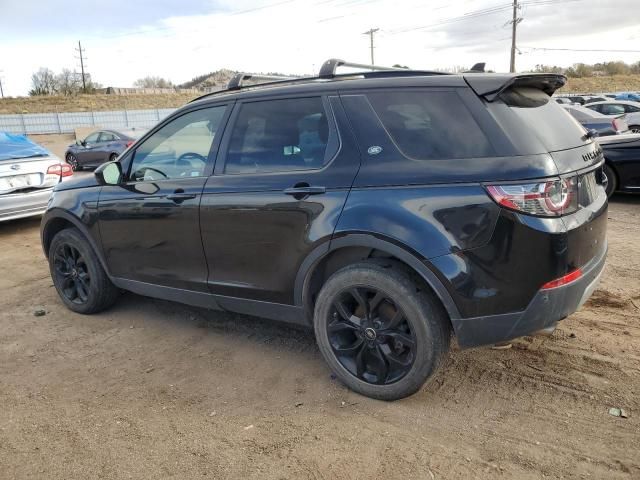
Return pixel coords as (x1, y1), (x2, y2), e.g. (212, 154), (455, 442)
(41, 59), (608, 400)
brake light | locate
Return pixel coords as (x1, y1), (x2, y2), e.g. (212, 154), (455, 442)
(541, 268), (583, 290)
(125, 141), (134, 148)
(612, 118), (623, 133)
(486, 177), (578, 217)
(47, 163), (73, 177)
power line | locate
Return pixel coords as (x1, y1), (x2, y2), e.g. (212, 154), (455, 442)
(521, 46), (640, 53)
(363, 27), (379, 65)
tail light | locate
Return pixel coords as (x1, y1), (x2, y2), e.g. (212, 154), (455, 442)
(47, 163), (73, 177)
(486, 177), (578, 217)
(612, 118), (624, 133)
(541, 268), (583, 290)
(125, 141), (134, 148)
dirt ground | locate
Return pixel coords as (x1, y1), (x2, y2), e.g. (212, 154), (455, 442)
(1, 137), (639, 480)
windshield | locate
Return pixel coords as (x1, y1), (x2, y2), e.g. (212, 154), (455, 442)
(0, 132), (50, 162)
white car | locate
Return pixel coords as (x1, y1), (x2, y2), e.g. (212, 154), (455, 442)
(0, 132), (73, 222)
(584, 100), (640, 133)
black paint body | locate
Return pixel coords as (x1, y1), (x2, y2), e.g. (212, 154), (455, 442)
(598, 134), (640, 192)
(42, 74), (608, 348)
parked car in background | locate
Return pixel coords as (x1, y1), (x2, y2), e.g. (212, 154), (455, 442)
(584, 100), (640, 133)
(598, 133), (640, 197)
(41, 62), (608, 400)
(562, 104), (629, 136)
(65, 129), (143, 171)
(615, 92), (640, 102)
(555, 97), (573, 104)
(1, 132), (72, 222)
(584, 96), (607, 104)
(566, 95), (588, 105)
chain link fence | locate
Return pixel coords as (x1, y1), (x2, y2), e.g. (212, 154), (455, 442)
(0, 108), (177, 135)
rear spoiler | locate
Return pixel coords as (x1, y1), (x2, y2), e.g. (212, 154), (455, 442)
(463, 73), (567, 102)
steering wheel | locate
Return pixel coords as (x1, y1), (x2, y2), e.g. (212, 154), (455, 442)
(177, 152), (207, 166)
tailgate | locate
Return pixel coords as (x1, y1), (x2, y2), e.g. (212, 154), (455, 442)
(0, 156), (60, 194)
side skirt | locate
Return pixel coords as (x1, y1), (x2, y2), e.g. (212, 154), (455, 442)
(111, 277), (308, 326)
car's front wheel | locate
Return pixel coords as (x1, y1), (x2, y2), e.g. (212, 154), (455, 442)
(49, 228), (119, 314)
(314, 262), (450, 401)
(66, 153), (80, 171)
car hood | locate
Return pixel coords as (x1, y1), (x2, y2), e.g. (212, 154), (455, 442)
(54, 172), (101, 191)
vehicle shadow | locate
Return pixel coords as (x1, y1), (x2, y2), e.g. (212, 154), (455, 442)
(609, 192), (640, 204)
(0, 216), (42, 236)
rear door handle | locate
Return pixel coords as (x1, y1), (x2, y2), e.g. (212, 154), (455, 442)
(283, 186), (326, 196)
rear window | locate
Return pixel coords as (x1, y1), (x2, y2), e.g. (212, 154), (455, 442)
(367, 90), (495, 160)
(499, 87), (588, 151)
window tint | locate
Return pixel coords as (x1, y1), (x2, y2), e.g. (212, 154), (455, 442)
(366, 90), (494, 160)
(85, 132), (100, 143)
(601, 104), (625, 115)
(225, 97), (331, 174)
(99, 132), (116, 142)
(129, 106), (226, 182)
(624, 104), (640, 113)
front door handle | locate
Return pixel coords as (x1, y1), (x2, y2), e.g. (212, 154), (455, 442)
(284, 185), (326, 197)
(166, 192), (197, 202)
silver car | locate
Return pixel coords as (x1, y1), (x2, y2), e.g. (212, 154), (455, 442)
(0, 132), (72, 222)
(584, 100), (640, 133)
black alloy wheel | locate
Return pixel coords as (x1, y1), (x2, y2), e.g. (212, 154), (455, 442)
(66, 153), (80, 171)
(53, 243), (91, 304)
(327, 286), (416, 385)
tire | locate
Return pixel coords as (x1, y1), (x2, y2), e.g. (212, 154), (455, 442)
(629, 125), (640, 134)
(66, 153), (81, 171)
(603, 163), (617, 198)
(314, 262), (450, 401)
(109, 153), (119, 163)
(48, 228), (120, 314)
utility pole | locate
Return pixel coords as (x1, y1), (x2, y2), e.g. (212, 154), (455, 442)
(509, 0), (522, 73)
(0, 71), (4, 98)
(75, 40), (87, 92)
(363, 28), (379, 65)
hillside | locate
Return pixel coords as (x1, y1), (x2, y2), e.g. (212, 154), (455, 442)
(559, 75), (640, 94)
(1, 74), (638, 115)
(0, 92), (199, 114)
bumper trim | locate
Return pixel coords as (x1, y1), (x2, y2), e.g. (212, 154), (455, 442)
(453, 242), (607, 348)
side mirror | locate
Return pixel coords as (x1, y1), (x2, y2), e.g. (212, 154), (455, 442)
(95, 161), (122, 186)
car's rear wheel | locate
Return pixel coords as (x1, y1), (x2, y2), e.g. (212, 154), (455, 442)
(314, 262), (450, 401)
(109, 153), (118, 163)
(66, 153), (80, 171)
(629, 125), (640, 134)
(49, 228), (119, 314)
(603, 163), (617, 198)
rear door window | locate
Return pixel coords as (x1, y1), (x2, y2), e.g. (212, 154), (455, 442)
(366, 90), (494, 160)
(224, 97), (333, 174)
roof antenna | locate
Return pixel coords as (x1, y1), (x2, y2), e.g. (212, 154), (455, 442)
(466, 62), (486, 73)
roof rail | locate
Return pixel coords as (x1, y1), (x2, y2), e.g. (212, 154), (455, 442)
(188, 58), (448, 104)
(318, 58), (406, 78)
(227, 73), (297, 90)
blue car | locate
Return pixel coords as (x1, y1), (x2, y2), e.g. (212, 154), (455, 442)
(615, 92), (640, 102)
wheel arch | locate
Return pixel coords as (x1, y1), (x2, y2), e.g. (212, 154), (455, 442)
(295, 233), (461, 326)
(41, 210), (111, 276)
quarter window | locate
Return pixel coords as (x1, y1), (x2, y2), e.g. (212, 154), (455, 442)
(129, 106), (226, 181)
(367, 90), (494, 160)
(224, 97), (331, 174)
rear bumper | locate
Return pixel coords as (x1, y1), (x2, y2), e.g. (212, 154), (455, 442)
(0, 188), (53, 222)
(453, 242), (607, 348)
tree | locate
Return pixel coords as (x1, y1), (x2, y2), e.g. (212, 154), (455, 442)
(29, 68), (57, 96)
(133, 76), (174, 88)
(56, 69), (81, 96)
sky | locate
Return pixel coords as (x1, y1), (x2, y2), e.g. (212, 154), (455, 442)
(0, 0), (638, 96)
